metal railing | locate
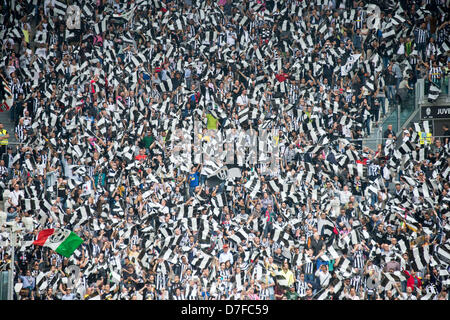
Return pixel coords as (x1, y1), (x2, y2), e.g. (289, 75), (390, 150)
(376, 78), (426, 142)
(0, 271), (8, 300)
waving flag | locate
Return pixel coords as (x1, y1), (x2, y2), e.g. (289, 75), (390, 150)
(33, 228), (84, 258)
(0, 76), (13, 112)
(428, 82), (441, 103)
(341, 54), (361, 76)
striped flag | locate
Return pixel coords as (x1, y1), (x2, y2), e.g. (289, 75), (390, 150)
(211, 193), (226, 208)
(341, 54), (361, 76)
(244, 175), (261, 198)
(433, 243), (450, 266)
(317, 216), (337, 238)
(52, 0), (67, 16)
(158, 78), (173, 93)
(238, 107), (250, 127)
(428, 82), (441, 103)
(410, 245), (431, 272)
(380, 271), (407, 292)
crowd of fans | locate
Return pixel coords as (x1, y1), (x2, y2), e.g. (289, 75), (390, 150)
(0, 0), (449, 300)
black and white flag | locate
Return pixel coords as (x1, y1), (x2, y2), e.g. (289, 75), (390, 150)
(428, 82), (441, 103)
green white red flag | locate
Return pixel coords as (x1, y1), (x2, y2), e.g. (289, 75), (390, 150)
(33, 228), (83, 258)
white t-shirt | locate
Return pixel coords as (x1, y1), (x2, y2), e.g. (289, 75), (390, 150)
(402, 293), (417, 300)
(348, 293), (360, 300)
(339, 190), (352, 204)
(226, 31), (236, 46)
(219, 250), (234, 265)
(382, 166), (391, 180)
(9, 189), (24, 206)
(236, 95), (249, 106)
(342, 124), (352, 138)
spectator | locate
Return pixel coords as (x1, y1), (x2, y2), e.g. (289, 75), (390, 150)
(0, 123), (9, 157)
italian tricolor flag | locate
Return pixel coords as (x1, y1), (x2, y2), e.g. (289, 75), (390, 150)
(33, 228), (84, 258)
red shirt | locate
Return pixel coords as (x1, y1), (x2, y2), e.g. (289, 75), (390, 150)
(90, 79), (97, 94)
(275, 73), (289, 82)
(356, 158), (368, 165)
(135, 154), (147, 161)
(403, 270), (422, 289)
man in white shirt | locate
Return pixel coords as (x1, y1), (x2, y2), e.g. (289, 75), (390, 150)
(342, 124), (352, 138)
(401, 286), (417, 300)
(226, 27), (237, 46)
(81, 175), (95, 197)
(346, 287), (361, 300)
(61, 287), (76, 300)
(339, 185), (352, 205)
(8, 183), (24, 208)
(236, 89), (249, 108)
(314, 264), (331, 289)
(218, 244), (234, 265)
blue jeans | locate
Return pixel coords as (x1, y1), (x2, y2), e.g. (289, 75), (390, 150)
(189, 186), (197, 197)
(383, 56), (389, 69)
(395, 77), (402, 91)
(370, 192), (377, 206)
(365, 118), (371, 136)
(263, 223), (273, 238)
(378, 97), (386, 116)
(387, 85), (396, 104)
(416, 43), (426, 60)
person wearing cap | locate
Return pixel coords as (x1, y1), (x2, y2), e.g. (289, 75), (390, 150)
(218, 244), (234, 266)
(285, 284), (299, 300)
(352, 127), (363, 150)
